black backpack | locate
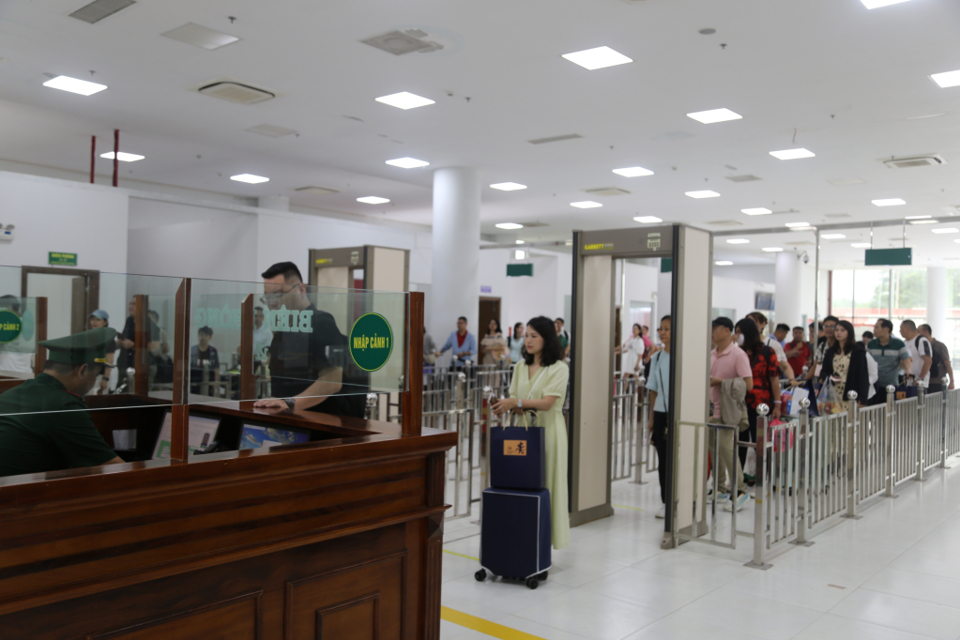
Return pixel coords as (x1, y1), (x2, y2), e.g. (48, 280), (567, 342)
(915, 336), (944, 379)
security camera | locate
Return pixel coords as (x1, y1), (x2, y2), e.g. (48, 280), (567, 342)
(802, 252), (810, 264)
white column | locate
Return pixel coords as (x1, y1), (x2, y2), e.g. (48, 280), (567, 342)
(431, 167), (481, 339)
(775, 251), (803, 328)
(927, 267), (947, 336)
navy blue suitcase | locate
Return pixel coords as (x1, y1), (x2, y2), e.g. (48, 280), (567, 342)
(475, 487), (551, 589)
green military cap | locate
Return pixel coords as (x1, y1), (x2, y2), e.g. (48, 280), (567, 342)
(40, 327), (118, 368)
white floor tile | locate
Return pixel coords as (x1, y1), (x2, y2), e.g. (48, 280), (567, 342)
(726, 567), (856, 612)
(862, 568), (960, 609)
(442, 572), (573, 616)
(543, 550), (627, 588)
(579, 566), (715, 613)
(828, 589), (960, 640)
(512, 588), (663, 640)
(670, 588), (822, 640)
(791, 613), (939, 640)
(621, 615), (771, 640)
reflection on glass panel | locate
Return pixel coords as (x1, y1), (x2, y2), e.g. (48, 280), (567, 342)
(832, 270), (854, 320)
(851, 268), (889, 336)
(892, 268), (927, 324)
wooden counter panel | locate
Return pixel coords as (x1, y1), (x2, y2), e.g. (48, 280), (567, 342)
(0, 525), (410, 640)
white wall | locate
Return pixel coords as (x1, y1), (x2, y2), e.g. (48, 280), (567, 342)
(712, 276), (776, 324)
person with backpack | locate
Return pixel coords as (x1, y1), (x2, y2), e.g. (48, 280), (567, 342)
(735, 318), (781, 477)
(819, 320), (870, 406)
(919, 324), (954, 393)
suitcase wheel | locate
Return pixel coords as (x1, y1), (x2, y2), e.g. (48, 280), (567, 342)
(537, 571), (548, 581)
(474, 569), (487, 582)
(525, 577), (539, 590)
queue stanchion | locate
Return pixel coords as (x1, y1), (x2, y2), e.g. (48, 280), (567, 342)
(842, 391), (861, 520)
(885, 385), (898, 498)
(791, 398), (815, 546)
(633, 375), (648, 485)
(916, 382), (926, 482)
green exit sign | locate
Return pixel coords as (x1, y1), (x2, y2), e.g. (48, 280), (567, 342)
(48, 252), (78, 266)
(864, 248), (911, 266)
(507, 264), (533, 277)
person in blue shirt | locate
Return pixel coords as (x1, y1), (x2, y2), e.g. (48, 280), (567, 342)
(435, 316), (477, 367)
(644, 315), (671, 519)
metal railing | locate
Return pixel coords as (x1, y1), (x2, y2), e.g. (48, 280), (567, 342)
(675, 383), (960, 569)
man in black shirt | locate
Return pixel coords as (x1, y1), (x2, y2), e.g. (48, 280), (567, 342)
(253, 262), (366, 418)
(190, 326), (220, 395)
(116, 296), (161, 376)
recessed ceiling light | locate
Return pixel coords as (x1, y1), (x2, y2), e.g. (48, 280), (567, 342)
(851, 243), (872, 248)
(821, 233), (846, 239)
(872, 198), (906, 206)
(686, 190), (721, 199)
(741, 208), (772, 216)
(715, 261), (733, 266)
(955, 239), (960, 244)
(785, 222), (810, 228)
(375, 91), (435, 110)
(516, 240), (525, 244)
(770, 148), (815, 160)
(910, 219), (939, 225)
(686, 108), (742, 124)
(230, 173), (269, 184)
(905, 215), (931, 220)
(633, 216), (662, 224)
(931, 69), (960, 89)
(490, 182), (527, 191)
(357, 196), (390, 204)
(931, 227), (959, 234)
(385, 157), (429, 169)
(42, 75), (107, 96)
(762, 247), (784, 252)
(496, 223), (524, 230)
(860, 0), (910, 8)
(514, 250), (526, 260)
(726, 238), (749, 244)
(571, 201), (602, 209)
(561, 46), (632, 70)
(100, 151), (144, 162)
(613, 166), (654, 177)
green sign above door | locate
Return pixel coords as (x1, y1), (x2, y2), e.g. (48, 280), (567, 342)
(349, 312), (394, 372)
(48, 252), (78, 266)
(0, 310), (23, 343)
(864, 248), (912, 266)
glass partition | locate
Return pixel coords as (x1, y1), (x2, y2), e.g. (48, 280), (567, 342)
(0, 295), (39, 378)
(187, 279), (408, 411)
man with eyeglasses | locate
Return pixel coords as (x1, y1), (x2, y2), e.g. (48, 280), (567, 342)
(253, 262), (366, 418)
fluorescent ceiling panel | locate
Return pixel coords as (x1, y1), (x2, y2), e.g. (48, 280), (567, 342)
(762, 247), (784, 252)
(821, 233), (846, 239)
(931, 227), (959, 234)
(931, 69), (960, 89)
(161, 23), (239, 50)
(42, 75), (107, 96)
(561, 46), (632, 70)
(357, 196), (390, 204)
(726, 239), (749, 244)
(515, 250), (526, 260)
(785, 222), (810, 227)
(685, 190), (720, 198)
(851, 243), (872, 248)
(230, 173), (269, 184)
(634, 216), (662, 223)
(715, 261), (733, 266)
(516, 240), (525, 244)
(910, 219), (939, 224)
(490, 182), (527, 191)
(872, 198), (906, 206)
(613, 166), (654, 177)
(496, 223), (523, 230)
(905, 215), (931, 220)
(686, 108), (742, 124)
(770, 148), (815, 160)
(860, 0), (910, 8)
(374, 91), (435, 110)
(385, 157), (429, 168)
(570, 201), (602, 209)
(741, 208), (772, 216)
(100, 151), (144, 162)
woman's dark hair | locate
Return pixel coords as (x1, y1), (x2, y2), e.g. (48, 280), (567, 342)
(487, 318), (502, 335)
(513, 322), (523, 337)
(735, 318), (762, 357)
(633, 323), (642, 335)
(835, 320), (857, 355)
(523, 316), (564, 367)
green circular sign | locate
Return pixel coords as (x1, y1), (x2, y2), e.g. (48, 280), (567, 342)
(349, 313), (394, 372)
(0, 310), (23, 343)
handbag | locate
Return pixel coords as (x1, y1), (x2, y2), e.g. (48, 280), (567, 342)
(816, 378), (843, 415)
(490, 410), (546, 490)
(895, 383), (918, 400)
(767, 418), (794, 453)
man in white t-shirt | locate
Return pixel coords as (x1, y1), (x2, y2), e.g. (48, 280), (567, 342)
(900, 320), (932, 387)
(747, 312), (798, 386)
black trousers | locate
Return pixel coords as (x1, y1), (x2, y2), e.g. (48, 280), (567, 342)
(928, 383), (945, 395)
(739, 405), (758, 468)
(652, 411), (669, 504)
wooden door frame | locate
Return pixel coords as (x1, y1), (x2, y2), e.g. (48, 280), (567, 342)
(21, 267), (101, 323)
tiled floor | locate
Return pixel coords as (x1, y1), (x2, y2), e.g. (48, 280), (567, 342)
(441, 460), (960, 640)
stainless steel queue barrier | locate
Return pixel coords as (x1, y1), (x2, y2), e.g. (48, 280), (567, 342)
(611, 376), (639, 481)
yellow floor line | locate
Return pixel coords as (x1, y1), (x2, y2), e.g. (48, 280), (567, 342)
(441, 606), (546, 640)
(613, 504), (643, 511)
(443, 549), (480, 561)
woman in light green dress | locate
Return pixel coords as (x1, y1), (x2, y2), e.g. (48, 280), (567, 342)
(492, 316), (570, 549)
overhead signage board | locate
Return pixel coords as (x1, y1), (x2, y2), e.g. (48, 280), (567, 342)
(864, 248), (912, 266)
(506, 264), (533, 277)
(49, 252), (77, 266)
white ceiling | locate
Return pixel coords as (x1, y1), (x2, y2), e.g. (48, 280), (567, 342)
(2, 0), (960, 267)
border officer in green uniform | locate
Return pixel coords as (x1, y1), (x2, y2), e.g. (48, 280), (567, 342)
(0, 327), (124, 478)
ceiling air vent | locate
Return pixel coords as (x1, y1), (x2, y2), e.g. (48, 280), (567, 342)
(69, 0), (135, 24)
(883, 154), (945, 169)
(246, 124), (297, 137)
(726, 174), (761, 183)
(523, 221), (549, 228)
(825, 213), (851, 219)
(528, 134), (582, 145)
(295, 186), (339, 195)
(584, 187), (631, 197)
(361, 30), (442, 55)
(198, 81), (275, 105)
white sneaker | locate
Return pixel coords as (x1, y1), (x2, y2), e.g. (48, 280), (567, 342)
(723, 492), (750, 512)
(655, 505), (665, 519)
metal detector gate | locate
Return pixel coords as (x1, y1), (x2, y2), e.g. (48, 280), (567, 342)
(570, 225), (713, 549)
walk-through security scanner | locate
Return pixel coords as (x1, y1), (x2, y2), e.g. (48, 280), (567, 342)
(570, 225), (713, 548)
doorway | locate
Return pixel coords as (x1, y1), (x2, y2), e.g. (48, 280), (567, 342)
(478, 297), (501, 360)
(21, 267), (99, 338)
